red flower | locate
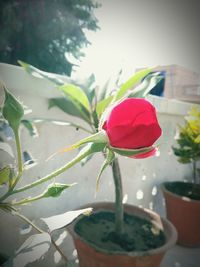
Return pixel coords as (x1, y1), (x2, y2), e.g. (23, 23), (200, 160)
(102, 98), (162, 158)
(130, 147), (158, 159)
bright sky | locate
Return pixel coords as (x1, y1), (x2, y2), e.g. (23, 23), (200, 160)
(72, 0), (200, 86)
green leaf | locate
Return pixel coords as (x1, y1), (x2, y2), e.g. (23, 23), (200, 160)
(195, 135), (200, 143)
(77, 73), (96, 103)
(112, 146), (154, 157)
(127, 72), (163, 98)
(178, 158), (191, 164)
(97, 69), (122, 102)
(48, 97), (90, 122)
(92, 110), (99, 130)
(113, 68), (152, 101)
(59, 84), (91, 112)
(18, 61), (64, 86)
(43, 183), (75, 198)
(96, 149), (115, 192)
(96, 95), (114, 117)
(2, 89), (24, 131)
(0, 166), (11, 185)
(56, 85), (91, 123)
(21, 120), (38, 137)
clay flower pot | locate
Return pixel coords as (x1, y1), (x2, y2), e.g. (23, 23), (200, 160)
(161, 181), (200, 247)
(68, 202), (177, 267)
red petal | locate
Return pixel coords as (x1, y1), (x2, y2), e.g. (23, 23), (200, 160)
(130, 147), (158, 159)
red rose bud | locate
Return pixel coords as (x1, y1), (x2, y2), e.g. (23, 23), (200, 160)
(102, 98), (162, 158)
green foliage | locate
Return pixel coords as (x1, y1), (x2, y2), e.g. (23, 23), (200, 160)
(43, 183), (74, 198)
(19, 63), (164, 184)
(20, 62), (163, 136)
(0, 166), (11, 186)
(58, 84), (91, 123)
(0, 0), (100, 75)
(2, 89), (24, 131)
(172, 106), (200, 183)
(113, 68), (152, 101)
(48, 97), (88, 121)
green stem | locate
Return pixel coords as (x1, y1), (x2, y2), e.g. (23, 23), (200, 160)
(0, 129), (24, 202)
(11, 148), (90, 195)
(12, 129), (23, 188)
(0, 191), (11, 202)
(15, 212), (44, 233)
(111, 158), (124, 236)
(51, 238), (69, 263)
(11, 194), (44, 206)
(15, 129), (23, 174)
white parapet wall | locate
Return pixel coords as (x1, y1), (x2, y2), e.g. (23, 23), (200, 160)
(0, 63), (195, 261)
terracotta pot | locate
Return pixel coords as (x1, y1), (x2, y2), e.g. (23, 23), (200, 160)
(161, 181), (200, 247)
(68, 202), (177, 267)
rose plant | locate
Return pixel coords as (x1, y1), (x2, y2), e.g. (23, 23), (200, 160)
(18, 62), (163, 234)
(1, 61), (176, 266)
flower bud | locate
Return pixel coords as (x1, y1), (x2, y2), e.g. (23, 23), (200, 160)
(2, 89), (24, 131)
(43, 183), (73, 198)
(102, 98), (162, 158)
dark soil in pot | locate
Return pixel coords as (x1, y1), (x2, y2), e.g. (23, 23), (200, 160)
(75, 210), (166, 253)
(164, 181), (200, 201)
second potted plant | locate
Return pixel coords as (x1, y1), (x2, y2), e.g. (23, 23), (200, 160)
(161, 106), (200, 247)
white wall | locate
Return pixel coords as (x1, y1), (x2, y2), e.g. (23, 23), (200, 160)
(0, 64), (194, 265)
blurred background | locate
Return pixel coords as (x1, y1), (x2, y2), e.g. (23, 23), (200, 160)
(1, 0), (200, 85)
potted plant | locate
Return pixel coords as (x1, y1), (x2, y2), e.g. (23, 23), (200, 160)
(0, 82), (92, 266)
(20, 62), (177, 267)
(161, 106), (200, 247)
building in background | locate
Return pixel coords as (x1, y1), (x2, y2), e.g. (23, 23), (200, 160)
(138, 65), (200, 104)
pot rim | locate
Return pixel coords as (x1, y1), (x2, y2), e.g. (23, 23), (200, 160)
(160, 181), (200, 203)
(67, 201), (177, 257)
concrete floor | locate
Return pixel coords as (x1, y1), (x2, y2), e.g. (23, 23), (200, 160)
(161, 245), (200, 267)
(64, 243), (200, 267)
(6, 233), (199, 267)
